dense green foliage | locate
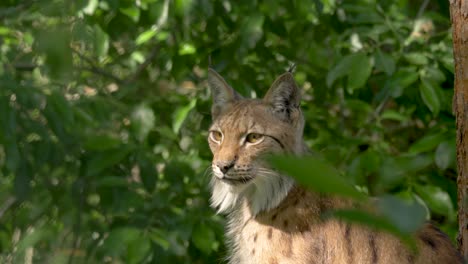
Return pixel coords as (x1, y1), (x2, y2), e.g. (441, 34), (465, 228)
(0, 0), (457, 263)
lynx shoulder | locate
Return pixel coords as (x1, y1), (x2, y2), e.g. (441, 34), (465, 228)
(206, 68), (462, 264)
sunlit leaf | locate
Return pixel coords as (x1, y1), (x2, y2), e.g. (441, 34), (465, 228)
(120, 6), (140, 22)
(82, 0), (99, 15)
(173, 99), (196, 134)
(131, 104), (156, 142)
(178, 43), (196, 55)
(136, 29), (157, 45)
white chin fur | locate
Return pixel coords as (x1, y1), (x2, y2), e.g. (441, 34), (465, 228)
(210, 172), (294, 216)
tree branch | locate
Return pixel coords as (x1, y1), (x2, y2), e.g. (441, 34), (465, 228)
(72, 48), (125, 84)
(126, 44), (160, 83)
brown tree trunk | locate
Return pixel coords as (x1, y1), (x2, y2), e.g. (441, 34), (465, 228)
(450, 0), (468, 260)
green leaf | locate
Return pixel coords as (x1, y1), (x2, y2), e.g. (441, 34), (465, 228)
(419, 78), (441, 115)
(327, 52), (372, 92)
(178, 43), (196, 55)
(241, 14), (264, 48)
(120, 7), (140, 22)
(374, 50), (395, 75)
(86, 147), (132, 176)
(376, 155), (432, 192)
(36, 28), (73, 79)
(383, 68), (419, 98)
(102, 227), (142, 256)
(424, 67), (446, 84)
(408, 132), (446, 154)
(127, 236), (151, 264)
(136, 29), (157, 45)
(139, 156), (158, 192)
(404, 53), (428, 65)
(173, 99), (196, 134)
(131, 104), (155, 142)
(329, 208), (416, 250)
(330, 209), (400, 233)
(435, 141), (456, 170)
(84, 134), (121, 151)
(0, 26), (11, 35)
(440, 56), (454, 73)
(380, 110), (409, 122)
(82, 0), (99, 15)
(16, 226), (53, 254)
(192, 223), (216, 254)
(131, 51), (145, 63)
(377, 195), (427, 234)
(150, 229), (170, 251)
(414, 185), (454, 216)
(94, 25), (109, 58)
(269, 155), (365, 200)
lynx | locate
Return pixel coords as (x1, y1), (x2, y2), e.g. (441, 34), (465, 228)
(206, 68), (462, 264)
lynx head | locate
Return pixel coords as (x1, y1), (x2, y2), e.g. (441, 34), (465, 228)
(207, 68), (305, 215)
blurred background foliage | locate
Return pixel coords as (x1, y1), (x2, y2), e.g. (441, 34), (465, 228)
(0, 0), (458, 263)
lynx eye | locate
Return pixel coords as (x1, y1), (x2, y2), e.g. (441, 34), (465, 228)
(246, 133), (264, 144)
(210, 130), (223, 143)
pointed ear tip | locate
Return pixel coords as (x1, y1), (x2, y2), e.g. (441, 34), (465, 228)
(276, 72), (296, 84)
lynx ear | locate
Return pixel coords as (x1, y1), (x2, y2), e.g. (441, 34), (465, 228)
(208, 68), (242, 118)
(263, 72), (301, 121)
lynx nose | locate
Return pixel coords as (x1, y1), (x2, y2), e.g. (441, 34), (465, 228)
(217, 161), (235, 174)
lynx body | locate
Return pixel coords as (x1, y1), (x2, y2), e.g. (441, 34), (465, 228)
(207, 68), (462, 264)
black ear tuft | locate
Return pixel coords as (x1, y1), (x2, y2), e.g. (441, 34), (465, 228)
(263, 72), (301, 120)
(208, 68), (242, 118)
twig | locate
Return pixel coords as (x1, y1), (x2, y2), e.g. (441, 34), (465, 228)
(67, 179), (84, 264)
(72, 48), (124, 84)
(13, 63), (37, 71)
(77, 66), (124, 84)
(126, 44), (160, 83)
(417, 0), (430, 18)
